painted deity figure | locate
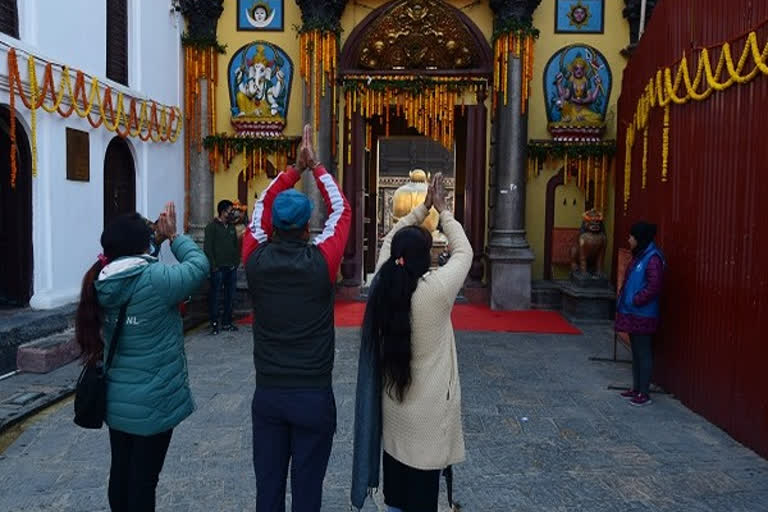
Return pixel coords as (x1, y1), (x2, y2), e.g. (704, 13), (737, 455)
(245, 1), (275, 28)
(570, 5), (588, 25)
(235, 45), (285, 118)
(555, 55), (603, 125)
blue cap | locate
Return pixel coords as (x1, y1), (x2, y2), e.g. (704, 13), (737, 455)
(272, 189), (313, 230)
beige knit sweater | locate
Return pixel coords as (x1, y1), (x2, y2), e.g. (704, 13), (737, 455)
(377, 203), (473, 471)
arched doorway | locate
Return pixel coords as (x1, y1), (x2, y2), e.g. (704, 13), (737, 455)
(544, 169), (593, 280)
(103, 137), (136, 227)
(339, 0), (492, 284)
(0, 106), (33, 307)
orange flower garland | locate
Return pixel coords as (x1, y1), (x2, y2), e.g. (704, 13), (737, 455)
(527, 141), (615, 212)
(5, 48), (182, 188)
(299, 30), (338, 153)
(343, 76), (487, 152)
(494, 32), (536, 115)
(183, 45), (219, 229)
(202, 134), (300, 183)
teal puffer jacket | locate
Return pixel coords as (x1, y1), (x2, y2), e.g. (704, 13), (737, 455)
(95, 235), (209, 436)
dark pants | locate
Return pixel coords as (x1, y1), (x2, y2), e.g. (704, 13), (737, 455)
(209, 266), (237, 326)
(251, 387), (336, 512)
(630, 334), (653, 394)
(383, 451), (441, 512)
(108, 428), (173, 512)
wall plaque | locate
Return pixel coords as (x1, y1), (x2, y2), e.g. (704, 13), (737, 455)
(66, 128), (90, 182)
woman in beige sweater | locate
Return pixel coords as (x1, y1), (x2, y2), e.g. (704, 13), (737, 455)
(365, 173), (472, 512)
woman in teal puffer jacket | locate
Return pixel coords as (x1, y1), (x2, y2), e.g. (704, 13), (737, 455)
(75, 202), (208, 512)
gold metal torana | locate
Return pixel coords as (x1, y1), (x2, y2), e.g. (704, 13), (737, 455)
(391, 169), (440, 233)
(357, 0), (479, 70)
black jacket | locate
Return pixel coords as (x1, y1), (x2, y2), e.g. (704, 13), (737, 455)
(246, 237), (335, 388)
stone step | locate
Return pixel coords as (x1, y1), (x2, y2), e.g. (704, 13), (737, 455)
(15, 328), (81, 374)
(531, 287), (563, 310)
(0, 304), (77, 375)
(531, 280), (564, 310)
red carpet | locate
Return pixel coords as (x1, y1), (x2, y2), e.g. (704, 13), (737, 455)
(239, 302), (580, 335)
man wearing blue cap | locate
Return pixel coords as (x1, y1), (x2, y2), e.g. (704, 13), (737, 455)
(243, 124), (351, 512)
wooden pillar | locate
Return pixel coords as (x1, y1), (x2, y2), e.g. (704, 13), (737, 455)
(341, 111), (365, 286)
(464, 90), (489, 281)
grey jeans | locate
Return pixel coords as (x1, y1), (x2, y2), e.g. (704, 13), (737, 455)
(630, 334), (653, 394)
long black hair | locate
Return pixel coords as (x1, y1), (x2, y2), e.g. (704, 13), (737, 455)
(365, 226), (432, 402)
(75, 213), (152, 364)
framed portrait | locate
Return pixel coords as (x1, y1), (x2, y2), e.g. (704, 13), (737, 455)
(555, 0), (605, 34)
(237, 0), (284, 32)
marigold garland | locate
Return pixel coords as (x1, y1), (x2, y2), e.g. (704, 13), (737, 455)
(342, 75), (488, 152)
(623, 26), (768, 210)
(493, 28), (538, 116)
(661, 104), (670, 182)
(298, 29), (339, 153)
(5, 47), (182, 188)
(202, 134), (300, 182)
(527, 140), (616, 212)
(641, 126), (648, 189)
(183, 41), (222, 230)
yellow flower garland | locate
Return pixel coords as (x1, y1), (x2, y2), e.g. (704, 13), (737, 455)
(28, 55), (38, 177)
(493, 33), (536, 115)
(343, 76), (486, 152)
(6, 47), (183, 187)
(624, 28), (768, 209)
(300, 31), (338, 151)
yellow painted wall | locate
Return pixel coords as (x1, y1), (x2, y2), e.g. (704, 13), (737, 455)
(525, 156), (617, 280)
(211, 0), (625, 282)
(525, 0), (628, 279)
(213, 0), (495, 234)
(213, 0), (307, 213)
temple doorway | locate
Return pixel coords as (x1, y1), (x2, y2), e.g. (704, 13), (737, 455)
(364, 114), (462, 275)
(338, 0), (492, 286)
(0, 106), (33, 307)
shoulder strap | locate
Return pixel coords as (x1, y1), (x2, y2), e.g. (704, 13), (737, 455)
(105, 303), (129, 370)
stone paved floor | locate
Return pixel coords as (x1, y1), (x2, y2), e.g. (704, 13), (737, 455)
(1, 324), (767, 511)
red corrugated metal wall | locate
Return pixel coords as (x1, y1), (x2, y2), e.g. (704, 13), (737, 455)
(615, 0), (768, 459)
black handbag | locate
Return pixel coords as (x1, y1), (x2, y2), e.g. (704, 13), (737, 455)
(73, 303), (128, 429)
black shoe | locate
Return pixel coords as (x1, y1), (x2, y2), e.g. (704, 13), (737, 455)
(210, 323), (220, 335)
(222, 324), (239, 332)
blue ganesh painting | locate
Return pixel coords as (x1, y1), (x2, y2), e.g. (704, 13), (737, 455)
(228, 42), (293, 135)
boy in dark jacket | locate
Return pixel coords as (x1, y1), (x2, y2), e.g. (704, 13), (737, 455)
(243, 125), (351, 511)
(204, 199), (240, 334)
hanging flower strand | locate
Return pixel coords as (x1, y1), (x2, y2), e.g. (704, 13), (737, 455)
(492, 22), (539, 117)
(623, 26), (768, 209)
(5, 47), (183, 188)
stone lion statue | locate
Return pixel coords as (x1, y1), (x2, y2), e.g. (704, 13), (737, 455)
(569, 209), (607, 277)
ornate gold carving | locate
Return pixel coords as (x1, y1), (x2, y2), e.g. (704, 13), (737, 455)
(357, 0), (480, 70)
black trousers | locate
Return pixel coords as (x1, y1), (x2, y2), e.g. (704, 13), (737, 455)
(209, 266), (237, 326)
(251, 387), (336, 512)
(630, 334), (654, 395)
(383, 451), (441, 512)
(108, 428), (173, 512)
